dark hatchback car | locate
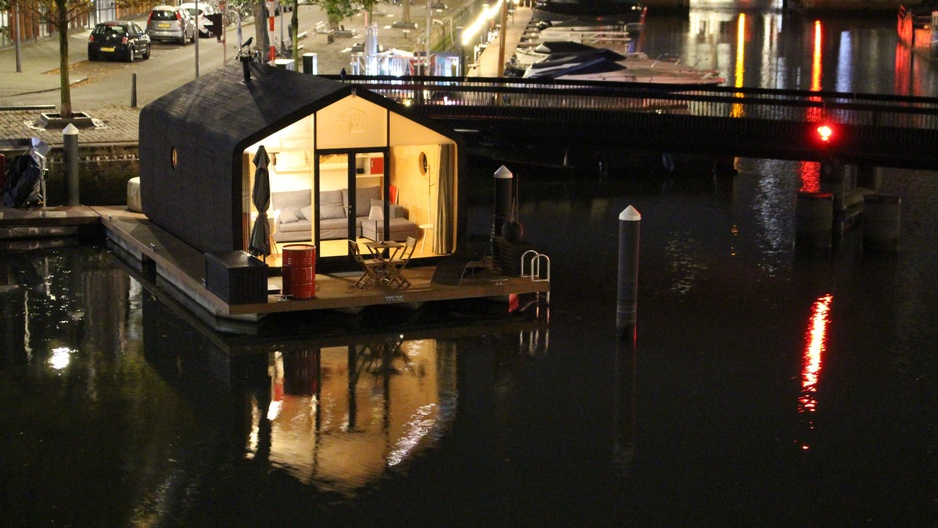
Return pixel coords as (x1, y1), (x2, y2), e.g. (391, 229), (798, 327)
(88, 21), (151, 62)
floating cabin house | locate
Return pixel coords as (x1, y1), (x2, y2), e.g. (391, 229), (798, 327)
(141, 63), (462, 271)
(135, 62), (548, 331)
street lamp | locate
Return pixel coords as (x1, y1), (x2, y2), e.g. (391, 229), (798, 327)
(460, 0), (503, 71)
(460, 0), (502, 47)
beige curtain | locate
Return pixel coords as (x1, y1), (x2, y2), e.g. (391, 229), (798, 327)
(434, 143), (455, 254)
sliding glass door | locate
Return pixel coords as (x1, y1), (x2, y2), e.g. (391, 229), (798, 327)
(315, 150), (387, 260)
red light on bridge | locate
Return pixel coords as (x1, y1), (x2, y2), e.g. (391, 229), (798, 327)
(817, 124), (834, 142)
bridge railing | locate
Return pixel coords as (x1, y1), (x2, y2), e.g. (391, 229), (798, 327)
(331, 75), (938, 131)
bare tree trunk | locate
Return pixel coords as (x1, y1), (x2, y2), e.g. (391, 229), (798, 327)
(254, 0), (269, 55)
(57, 0), (72, 118)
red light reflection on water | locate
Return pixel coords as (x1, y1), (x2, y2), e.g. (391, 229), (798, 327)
(895, 39), (926, 96)
(799, 294), (833, 449)
(798, 160), (820, 193)
(800, 21), (824, 192)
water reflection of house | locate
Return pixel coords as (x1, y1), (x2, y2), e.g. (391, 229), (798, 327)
(141, 290), (551, 494)
(267, 339), (457, 492)
(140, 63), (464, 272)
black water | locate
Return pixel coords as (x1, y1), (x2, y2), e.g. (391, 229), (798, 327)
(4, 5), (938, 528)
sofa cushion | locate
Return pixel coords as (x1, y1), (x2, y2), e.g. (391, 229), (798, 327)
(272, 189), (311, 211)
(279, 208), (300, 224)
(320, 189), (345, 220)
(320, 205), (345, 219)
(356, 186), (382, 217)
(322, 189), (344, 207)
(300, 205), (313, 221)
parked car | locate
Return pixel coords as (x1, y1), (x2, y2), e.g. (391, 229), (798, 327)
(146, 5), (196, 44)
(88, 21), (151, 61)
(179, 2), (216, 38)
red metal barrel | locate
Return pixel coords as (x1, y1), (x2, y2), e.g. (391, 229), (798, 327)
(282, 244), (316, 299)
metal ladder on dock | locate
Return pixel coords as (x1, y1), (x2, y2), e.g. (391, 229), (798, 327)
(520, 249), (550, 308)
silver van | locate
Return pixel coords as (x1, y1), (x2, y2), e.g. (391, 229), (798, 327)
(146, 5), (196, 44)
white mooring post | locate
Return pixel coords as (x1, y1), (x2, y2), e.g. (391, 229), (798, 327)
(617, 205), (641, 339)
(493, 165), (513, 237)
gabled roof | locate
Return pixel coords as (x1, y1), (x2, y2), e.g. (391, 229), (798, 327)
(142, 62), (456, 158)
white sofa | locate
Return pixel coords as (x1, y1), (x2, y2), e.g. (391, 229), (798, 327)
(271, 186), (418, 242)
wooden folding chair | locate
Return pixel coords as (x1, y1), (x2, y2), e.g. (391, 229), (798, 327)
(349, 239), (382, 288)
(382, 236), (416, 288)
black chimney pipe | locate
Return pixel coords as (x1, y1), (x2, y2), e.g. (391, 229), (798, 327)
(241, 56), (252, 83)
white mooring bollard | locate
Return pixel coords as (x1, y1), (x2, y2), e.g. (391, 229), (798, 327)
(617, 205), (641, 339)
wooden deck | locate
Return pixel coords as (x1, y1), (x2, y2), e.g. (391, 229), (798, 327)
(0, 204), (100, 249)
(1, 205), (550, 331)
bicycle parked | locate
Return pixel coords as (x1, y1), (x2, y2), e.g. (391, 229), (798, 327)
(222, 0), (254, 27)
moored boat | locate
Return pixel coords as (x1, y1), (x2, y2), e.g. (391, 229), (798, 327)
(518, 43), (724, 85)
(532, 0), (646, 25)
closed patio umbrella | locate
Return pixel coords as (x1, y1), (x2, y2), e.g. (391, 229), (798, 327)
(249, 145), (271, 260)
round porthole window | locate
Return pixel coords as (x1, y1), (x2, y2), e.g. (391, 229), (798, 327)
(419, 151), (428, 175)
(171, 147), (178, 169)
